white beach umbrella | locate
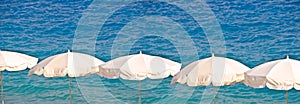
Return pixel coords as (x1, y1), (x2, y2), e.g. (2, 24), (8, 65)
(97, 51), (181, 104)
(171, 54), (250, 104)
(244, 56), (300, 104)
(0, 50), (38, 104)
(28, 50), (104, 104)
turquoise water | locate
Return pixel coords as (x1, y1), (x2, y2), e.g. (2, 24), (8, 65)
(1, 0), (300, 104)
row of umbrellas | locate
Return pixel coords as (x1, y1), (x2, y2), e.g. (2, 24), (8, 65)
(0, 50), (299, 104)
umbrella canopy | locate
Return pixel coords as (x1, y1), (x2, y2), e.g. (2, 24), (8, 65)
(171, 54), (250, 86)
(97, 52), (181, 104)
(0, 50), (38, 104)
(28, 50), (104, 77)
(0, 50), (38, 71)
(98, 52), (181, 80)
(171, 54), (250, 104)
(28, 50), (104, 104)
(244, 56), (300, 90)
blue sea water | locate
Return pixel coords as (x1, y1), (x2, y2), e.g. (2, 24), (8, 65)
(0, 0), (300, 104)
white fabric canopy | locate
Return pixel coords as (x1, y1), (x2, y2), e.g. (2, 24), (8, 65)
(0, 50), (38, 71)
(28, 50), (104, 77)
(98, 52), (181, 80)
(244, 56), (300, 90)
(171, 55), (250, 86)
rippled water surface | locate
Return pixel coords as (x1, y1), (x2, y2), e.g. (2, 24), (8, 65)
(0, 0), (300, 104)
